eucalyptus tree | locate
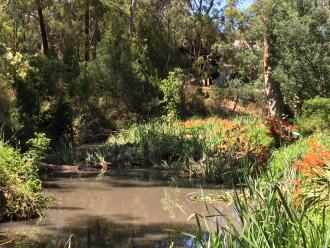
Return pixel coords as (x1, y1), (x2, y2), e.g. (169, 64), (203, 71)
(129, 0), (138, 35)
(260, 0), (285, 117)
(251, 0), (330, 117)
(35, 0), (49, 55)
(84, 0), (90, 61)
(183, 0), (224, 61)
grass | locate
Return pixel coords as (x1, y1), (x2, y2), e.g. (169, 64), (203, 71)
(265, 134), (330, 182)
(1, 114), (329, 247)
(86, 117), (274, 183)
(45, 138), (77, 165)
(243, 183), (329, 247)
(189, 176), (330, 247)
(189, 132), (330, 247)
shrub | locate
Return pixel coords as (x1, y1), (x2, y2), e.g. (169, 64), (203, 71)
(189, 178), (330, 248)
(297, 97), (330, 134)
(289, 140), (330, 212)
(160, 68), (184, 122)
(88, 117), (274, 183)
(0, 140), (48, 220)
(45, 136), (76, 165)
(24, 132), (51, 161)
(266, 134), (330, 181)
(73, 103), (116, 144)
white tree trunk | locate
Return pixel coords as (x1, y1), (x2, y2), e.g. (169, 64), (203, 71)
(129, 0), (138, 35)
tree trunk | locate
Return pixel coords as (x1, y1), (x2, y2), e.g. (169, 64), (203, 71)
(194, 26), (202, 61)
(36, 0), (48, 55)
(263, 17), (284, 117)
(13, 20), (17, 55)
(84, 0), (90, 62)
(13, 0), (18, 55)
(91, 20), (99, 60)
(129, 0), (138, 35)
(233, 93), (239, 112)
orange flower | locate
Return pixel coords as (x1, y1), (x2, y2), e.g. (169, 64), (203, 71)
(294, 200), (302, 207)
(222, 119), (233, 129)
(293, 140), (330, 177)
(290, 179), (301, 188)
(181, 118), (234, 129)
(292, 188), (302, 198)
(308, 140), (320, 149)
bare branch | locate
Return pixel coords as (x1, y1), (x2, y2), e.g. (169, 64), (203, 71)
(198, 0), (202, 13)
(205, 0), (214, 15)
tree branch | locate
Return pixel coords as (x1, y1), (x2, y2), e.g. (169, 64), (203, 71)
(105, 0), (130, 19)
(205, 0), (214, 15)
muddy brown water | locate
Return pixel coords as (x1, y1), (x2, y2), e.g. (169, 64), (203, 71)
(0, 169), (237, 248)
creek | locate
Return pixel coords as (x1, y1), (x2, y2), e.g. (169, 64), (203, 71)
(0, 168), (237, 248)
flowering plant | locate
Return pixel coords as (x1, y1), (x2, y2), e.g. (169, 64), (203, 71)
(291, 141), (330, 210)
(266, 117), (298, 141)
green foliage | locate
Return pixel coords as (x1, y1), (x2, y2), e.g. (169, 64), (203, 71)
(0, 141), (48, 219)
(45, 136), (77, 165)
(215, 79), (265, 107)
(0, 45), (14, 127)
(73, 103), (116, 144)
(88, 117), (273, 183)
(297, 97), (330, 134)
(84, 4), (160, 114)
(0, 0), (329, 147)
(5, 51), (76, 144)
(160, 68), (184, 122)
(190, 177), (330, 247)
(251, 0), (330, 114)
(24, 132), (51, 162)
(190, 132), (330, 247)
(265, 134), (330, 181)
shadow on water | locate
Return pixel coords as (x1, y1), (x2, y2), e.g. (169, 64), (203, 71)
(4, 217), (195, 248)
(43, 168), (229, 190)
(0, 169), (236, 248)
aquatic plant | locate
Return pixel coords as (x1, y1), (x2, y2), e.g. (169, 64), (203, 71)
(189, 134), (330, 248)
(87, 117), (274, 183)
(189, 178), (330, 248)
(45, 136), (77, 165)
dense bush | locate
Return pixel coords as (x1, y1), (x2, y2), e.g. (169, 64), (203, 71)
(160, 68), (184, 122)
(263, 135), (330, 222)
(189, 132), (330, 247)
(265, 134), (330, 181)
(87, 118), (274, 183)
(191, 177), (330, 248)
(215, 79), (266, 107)
(0, 135), (49, 220)
(297, 97), (330, 134)
(190, 133), (330, 247)
(73, 103), (116, 144)
(290, 140), (330, 211)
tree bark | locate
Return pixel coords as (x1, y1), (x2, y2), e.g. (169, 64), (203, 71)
(36, 0), (49, 55)
(263, 17), (284, 117)
(91, 20), (99, 60)
(84, 0), (90, 62)
(129, 0), (138, 35)
(194, 26), (202, 60)
(233, 94), (239, 112)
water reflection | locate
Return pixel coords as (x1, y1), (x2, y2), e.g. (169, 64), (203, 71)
(0, 169), (235, 248)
